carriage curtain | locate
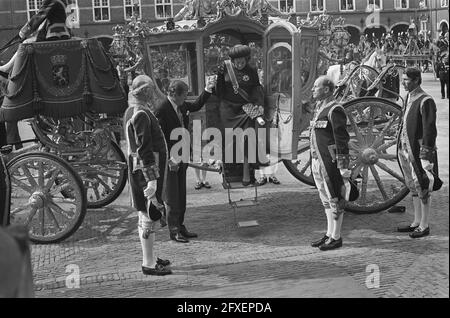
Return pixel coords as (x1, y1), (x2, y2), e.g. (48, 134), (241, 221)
(0, 38), (126, 122)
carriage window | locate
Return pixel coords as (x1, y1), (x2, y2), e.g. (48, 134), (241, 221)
(298, 38), (314, 88)
(149, 42), (198, 96)
(203, 33), (263, 82)
(267, 41), (292, 97)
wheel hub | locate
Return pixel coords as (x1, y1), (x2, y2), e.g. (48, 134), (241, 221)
(29, 192), (46, 209)
(361, 148), (379, 165)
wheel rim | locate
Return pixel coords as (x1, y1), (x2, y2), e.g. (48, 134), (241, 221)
(8, 154), (85, 242)
(344, 98), (409, 212)
(72, 142), (127, 207)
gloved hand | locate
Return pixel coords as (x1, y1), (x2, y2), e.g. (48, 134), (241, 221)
(143, 180), (157, 198)
(421, 160), (434, 171)
(256, 116), (265, 126)
(339, 168), (351, 179)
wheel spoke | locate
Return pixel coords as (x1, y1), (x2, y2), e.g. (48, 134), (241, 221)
(26, 207), (38, 226)
(377, 139), (397, 154)
(299, 157), (312, 175)
(367, 106), (375, 142)
(39, 208), (45, 236)
(49, 182), (72, 196)
(92, 186), (102, 200)
(347, 113), (365, 144)
(370, 165), (389, 200)
(44, 169), (61, 191)
(10, 203), (32, 216)
(375, 161), (405, 182)
(10, 176), (33, 193)
(95, 171), (120, 179)
(378, 153), (397, 161)
(95, 176), (113, 194)
(47, 201), (74, 220)
(20, 164), (38, 188)
(360, 165), (369, 203)
(38, 162), (45, 187)
(351, 162), (363, 180)
(371, 115), (398, 148)
(52, 197), (77, 205)
(45, 206), (61, 232)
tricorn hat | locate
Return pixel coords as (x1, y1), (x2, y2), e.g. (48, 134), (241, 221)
(228, 44), (251, 59)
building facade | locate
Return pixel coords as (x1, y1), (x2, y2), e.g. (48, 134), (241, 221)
(0, 0), (448, 52)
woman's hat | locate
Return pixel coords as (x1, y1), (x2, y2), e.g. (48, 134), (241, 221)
(228, 44), (251, 59)
(130, 75), (153, 97)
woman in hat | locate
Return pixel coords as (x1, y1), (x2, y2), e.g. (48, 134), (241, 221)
(216, 44), (265, 185)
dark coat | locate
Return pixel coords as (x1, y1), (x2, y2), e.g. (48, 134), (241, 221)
(310, 100), (350, 200)
(397, 89), (443, 191)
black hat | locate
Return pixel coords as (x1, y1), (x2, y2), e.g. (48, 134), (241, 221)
(228, 44), (251, 59)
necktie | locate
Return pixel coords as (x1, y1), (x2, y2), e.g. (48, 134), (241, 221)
(177, 106), (183, 127)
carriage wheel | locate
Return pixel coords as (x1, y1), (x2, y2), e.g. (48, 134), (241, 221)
(283, 97), (409, 213)
(7, 152), (87, 244)
(283, 130), (315, 186)
(73, 141), (128, 209)
(343, 97), (409, 213)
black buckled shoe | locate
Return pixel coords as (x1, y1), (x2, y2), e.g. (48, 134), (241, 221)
(268, 177), (280, 185)
(311, 235), (329, 247)
(319, 237), (343, 251)
(142, 264), (172, 276)
(180, 228), (198, 238)
(255, 177), (267, 186)
(156, 258), (171, 266)
(397, 224), (419, 232)
(170, 232), (189, 243)
(409, 226), (430, 238)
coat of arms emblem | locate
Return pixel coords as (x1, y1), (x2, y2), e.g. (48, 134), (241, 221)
(51, 55), (69, 87)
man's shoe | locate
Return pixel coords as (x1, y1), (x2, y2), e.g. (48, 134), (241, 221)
(269, 176), (280, 185)
(142, 264), (172, 276)
(194, 182), (203, 190)
(170, 232), (189, 243)
(319, 237), (343, 251)
(255, 177), (267, 186)
(156, 258), (171, 266)
(397, 224), (419, 232)
(202, 181), (211, 189)
(311, 235), (329, 247)
(409, 226), (430, 238)
(180, 228), (198, 238)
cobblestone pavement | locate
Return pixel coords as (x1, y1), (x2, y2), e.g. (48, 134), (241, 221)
(29, 73), (448, 298)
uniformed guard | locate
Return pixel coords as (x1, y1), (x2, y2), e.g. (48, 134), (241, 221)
(309, 76), (354, 251)
(396, 68), (443, 238)
(124, 75), (172, 275)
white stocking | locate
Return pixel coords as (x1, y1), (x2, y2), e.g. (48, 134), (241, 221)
(412, 196), (421, 226)
(138, 211), (155, 268)
(331, 213), (344, 240)
(325, 208), (334, 237)
(420, 197), (430, 229)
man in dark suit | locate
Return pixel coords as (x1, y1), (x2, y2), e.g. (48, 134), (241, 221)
(155, 79), (215, 243)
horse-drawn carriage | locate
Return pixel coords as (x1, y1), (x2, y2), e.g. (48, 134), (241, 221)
(0, 38), (128, 243)
(1, 2), (410, 242)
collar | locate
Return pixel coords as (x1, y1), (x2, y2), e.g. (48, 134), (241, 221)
(168, 96), (179, 113)
(407, 86), (425, 104)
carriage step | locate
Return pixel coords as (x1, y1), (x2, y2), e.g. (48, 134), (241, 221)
(237, 220), (259, 228)
(222, 181), (257, 190)
(230, 199), (258, 208)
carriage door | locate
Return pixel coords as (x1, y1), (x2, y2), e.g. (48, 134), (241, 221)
(263, 22), (302, 160)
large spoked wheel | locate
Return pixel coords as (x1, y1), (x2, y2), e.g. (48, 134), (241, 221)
(7, 152), (87, 244)
(343, 97), (409, 213)
(336, 65), (380, 103)
(284, 97), (409, 213)
(283, 130), (315, 186)
(71, 141), (128, 209)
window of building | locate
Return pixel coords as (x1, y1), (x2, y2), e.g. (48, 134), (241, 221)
(278, 0), (294, 13)
(124, 0), (141, 20)
(441, 0), (448, 7)
(155, 0), (173, 19)
(394, 0), (408, 9)
(340, 0), (355, 11)
(367, 0), (382, 11)
(310, 0), (325, 12)
(93, 0), (110, 22)
(27, 0), (44, 20)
